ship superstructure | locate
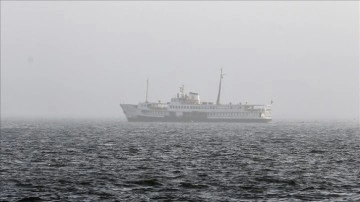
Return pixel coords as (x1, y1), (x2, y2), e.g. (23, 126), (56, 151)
(120, 70), (272, 122)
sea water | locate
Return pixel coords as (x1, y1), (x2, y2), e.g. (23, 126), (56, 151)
(1, 119), (359, 201)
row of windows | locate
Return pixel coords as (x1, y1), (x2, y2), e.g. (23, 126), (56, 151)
(141, 111), (261, 117)
(144, 111), (166, 115)
(169, 105), (249, 110)
(208, 112), (259, 117)
(170, 105), (218, 110)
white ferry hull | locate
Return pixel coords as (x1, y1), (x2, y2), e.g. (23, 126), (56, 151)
(121, 104), (271, 123)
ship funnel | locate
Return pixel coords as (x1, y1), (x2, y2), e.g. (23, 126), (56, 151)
(216, 68), (224, 105)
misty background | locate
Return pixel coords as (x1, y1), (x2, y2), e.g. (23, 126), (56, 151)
(1, 1), (359, 120)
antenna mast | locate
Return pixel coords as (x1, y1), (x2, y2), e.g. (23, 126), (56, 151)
(216, 68), (224, 105)
(145, 79), (149, 103)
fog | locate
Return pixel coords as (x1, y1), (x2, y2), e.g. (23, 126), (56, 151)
(1, 1), (359, 121)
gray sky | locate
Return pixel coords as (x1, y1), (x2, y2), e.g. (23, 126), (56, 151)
(1, 1), (359, 120)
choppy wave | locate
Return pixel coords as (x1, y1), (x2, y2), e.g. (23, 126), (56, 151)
(1, 119), (359, 201)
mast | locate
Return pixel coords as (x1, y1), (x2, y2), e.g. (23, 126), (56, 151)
(145, 79), (149, 103)
(216, 68), (224, 105)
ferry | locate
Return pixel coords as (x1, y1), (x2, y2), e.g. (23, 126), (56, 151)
(120, 69), (272, 122)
